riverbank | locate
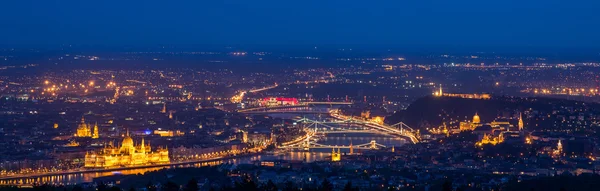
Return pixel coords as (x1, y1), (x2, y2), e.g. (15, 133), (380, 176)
(0, 152), (262, 181)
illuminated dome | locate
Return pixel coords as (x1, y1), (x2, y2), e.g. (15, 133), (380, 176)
(122, 136), (134, 147)
(473, 113), (481, 124)
(78, 116), (88, 129)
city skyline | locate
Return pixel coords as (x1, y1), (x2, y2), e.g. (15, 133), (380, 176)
(2, 1), (600, 191)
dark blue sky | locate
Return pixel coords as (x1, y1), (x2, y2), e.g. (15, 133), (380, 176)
(1, 0), (599, 49)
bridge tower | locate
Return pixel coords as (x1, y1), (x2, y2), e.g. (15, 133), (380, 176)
(303, 135), (310, 151)
(391, 122), (412, 134)
(369, 140), (377, 149)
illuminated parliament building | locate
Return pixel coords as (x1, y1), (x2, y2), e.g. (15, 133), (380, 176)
(84, 133), (170, 168)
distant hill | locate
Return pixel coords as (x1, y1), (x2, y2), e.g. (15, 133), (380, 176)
(386, 95), (600, 130)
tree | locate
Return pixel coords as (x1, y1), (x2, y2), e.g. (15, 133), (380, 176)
(233, 176), (258, 191)
(184, 178), (199, 191)
(97, 182), (108, 191)
(319, 179), (333, 191)
(72, 186), (84, 191)
(163, 181), (180, 191)
(342, 181), (357, 191)
(442, 180), (452, 191)
(146, 182), (157, 191)
(261, 180), (278, 191)
(282, 181), (298, 191)
(108, 186), (121, 191)
(33, 184), (53, 191)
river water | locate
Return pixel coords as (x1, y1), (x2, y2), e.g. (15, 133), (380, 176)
(0, 112), (406, 185)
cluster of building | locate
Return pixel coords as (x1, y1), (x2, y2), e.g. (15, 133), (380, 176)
(84, 134), (170, 168)
(74, 117), (99, 139)
(459, 112), (525, 146)
(259, 97), (299, 107)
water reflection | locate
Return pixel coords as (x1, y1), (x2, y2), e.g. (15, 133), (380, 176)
(0, 132), (402, 186)
(1, 112), (404, 186)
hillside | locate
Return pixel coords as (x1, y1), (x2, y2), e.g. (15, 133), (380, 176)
(386, 95), (600, 130)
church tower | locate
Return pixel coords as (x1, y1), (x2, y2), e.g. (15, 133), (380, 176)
(557, 140), (563, 153)
(92, 122), (99, 139)
(518, 112), (524, 131)
(141, 138), (146, 154)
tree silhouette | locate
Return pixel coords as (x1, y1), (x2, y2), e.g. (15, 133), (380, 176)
(233, 176), (258, 191)
(282, 181), (299, 191)
(33, 184), (53, 191)
(97, 182), (108, 191)
(163, 181), (179, 191)
(261, 180), (278, 191)
(319, 179), (333, 191)
(146, 182), (157, 191)
(72, 186), (84, 191)
(342, 181), (357, 191)
(442, 180), (452, 191)
(108, 186), (121, 191)
(184, 178), (199, 191)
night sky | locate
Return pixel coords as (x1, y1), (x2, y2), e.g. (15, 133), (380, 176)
(1, 0), (599, 48)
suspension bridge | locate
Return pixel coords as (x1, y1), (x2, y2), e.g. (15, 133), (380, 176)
(237, 102), (352, 114)
(279, 113), (419, 150)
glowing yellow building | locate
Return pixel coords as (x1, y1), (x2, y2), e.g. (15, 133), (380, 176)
(361, 110), (370, 119)
(64, 140), (80, 147)
(84, 135), (169, 168)
(433, 84), (443, 96)
(472, 113), (481, 124)
(475, 133), (504, 147)
(161, 103), (167, 113)
(372, 116), (384, 125)
(552, 140), (563, 157)
(459, 113), (483, 131)
(75, 117), (99, 139)
(460, 122), (474, 131)
(331, 148), (341, 162)
(518, 113), (524, 131)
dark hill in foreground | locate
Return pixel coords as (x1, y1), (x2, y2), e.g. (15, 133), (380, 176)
(502, 174), (600, 191)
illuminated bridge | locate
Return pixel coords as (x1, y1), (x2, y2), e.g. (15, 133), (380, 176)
(239, 106), (331, 114)
(329, 111), (418, 144)
(282, 138), (387, 150)
(303, 102), (352, 105)
(279, 114), (419, 150)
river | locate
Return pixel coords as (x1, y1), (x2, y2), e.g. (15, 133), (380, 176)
(0, 112), (406, 185)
